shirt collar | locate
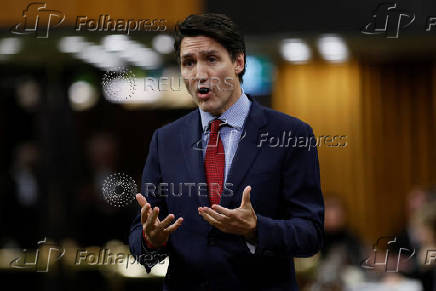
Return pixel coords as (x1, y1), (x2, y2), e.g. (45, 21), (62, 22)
(199, 89), (251, 132)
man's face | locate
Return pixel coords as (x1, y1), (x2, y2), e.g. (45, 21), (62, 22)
(180, 36), (244, 116)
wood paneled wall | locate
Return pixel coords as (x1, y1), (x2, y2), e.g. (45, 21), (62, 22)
(1, 0), (202, 27)
(360, 61), (436, 241)
(273, 60), (436, 243)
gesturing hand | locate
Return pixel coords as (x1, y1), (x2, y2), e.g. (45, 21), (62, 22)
(136, 194), (183, 248)
(198, 186), (257, 242)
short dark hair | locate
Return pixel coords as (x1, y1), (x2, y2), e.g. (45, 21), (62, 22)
(174, 13), (246, 83)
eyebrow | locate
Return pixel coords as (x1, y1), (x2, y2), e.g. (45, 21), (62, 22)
(181, 50), (220, 60)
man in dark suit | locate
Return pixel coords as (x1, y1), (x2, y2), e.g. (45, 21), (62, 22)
(129, 13), (324, 291)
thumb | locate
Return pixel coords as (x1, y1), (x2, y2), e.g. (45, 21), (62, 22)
(136, 193), (147, 207)
(240, 186), (252, 208)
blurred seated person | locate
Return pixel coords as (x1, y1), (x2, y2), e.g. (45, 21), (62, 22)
(311, 195), (364, 290)
(394, 187), (436, 281)
(0, 141), (44, 248)
(408, 199), (436, 290)
(396, 187), (433, 257)
(75, 132), (134, 246)
(321, 195), (363, 265)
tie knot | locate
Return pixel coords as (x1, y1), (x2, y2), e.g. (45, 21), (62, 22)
(209, 119), (222, 133)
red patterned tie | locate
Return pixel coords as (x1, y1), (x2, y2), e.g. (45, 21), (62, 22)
(204, 119), (225, 205)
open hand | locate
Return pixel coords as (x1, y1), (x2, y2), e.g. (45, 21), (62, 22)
(198, 186), (257, 241)
(136, 194), (183, 248)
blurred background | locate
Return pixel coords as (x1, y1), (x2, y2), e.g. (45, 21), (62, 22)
(0, 0), (436, 290)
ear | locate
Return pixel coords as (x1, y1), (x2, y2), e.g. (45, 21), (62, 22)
(233, 53), (245, 75)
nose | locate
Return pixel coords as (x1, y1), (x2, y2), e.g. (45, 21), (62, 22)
(194, 62), (208, 84)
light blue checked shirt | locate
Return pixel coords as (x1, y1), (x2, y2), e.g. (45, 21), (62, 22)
(199, 91), (251, 183)
(199, 91), (256, 254)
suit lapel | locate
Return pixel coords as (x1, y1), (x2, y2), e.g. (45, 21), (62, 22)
(180, 110), (210, 207)
(180, 100), (267, 210)
(220, 100), (267, 209)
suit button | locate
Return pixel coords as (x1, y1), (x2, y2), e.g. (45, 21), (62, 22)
(208, 238), (216, 246)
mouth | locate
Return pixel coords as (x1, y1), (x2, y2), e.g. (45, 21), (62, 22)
(196, 87), (212, 99)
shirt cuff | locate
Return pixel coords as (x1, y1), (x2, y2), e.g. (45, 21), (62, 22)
(246, 241), (256, 254)
(142, 229), (167, 249)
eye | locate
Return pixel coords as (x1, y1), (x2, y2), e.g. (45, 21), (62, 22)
(208, 56), (217, 63)
(183, 60), (194, 67)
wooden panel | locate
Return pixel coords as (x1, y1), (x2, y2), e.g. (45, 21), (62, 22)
(273, 60), (436, 244)
(359, 62), (436, 240)
(0, 0), (202, 27)
(272, 60), (371, 241)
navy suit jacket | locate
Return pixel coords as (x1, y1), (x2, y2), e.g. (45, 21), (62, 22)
(129, 97), (324, 291)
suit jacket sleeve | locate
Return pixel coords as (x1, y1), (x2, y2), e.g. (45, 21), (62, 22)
(255, 122), (324, 258)
(129, 129), (169, 273)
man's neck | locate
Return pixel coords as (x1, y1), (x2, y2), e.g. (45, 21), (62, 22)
(216, 86), (242, 116)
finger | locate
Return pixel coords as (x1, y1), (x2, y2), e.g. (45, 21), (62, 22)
(136, 193), (147, 207)
(156, 214), (175, 231)
(146, 207), (160, 230)
(240, 186), (252, 208)
(141, 203), (154, 226)
(199, 211), (220, 227)
(211, 204), (235, 217)
(141, 205), (148, 225)
(165, 217), (184, 233)
(202, 207), (227, 222)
